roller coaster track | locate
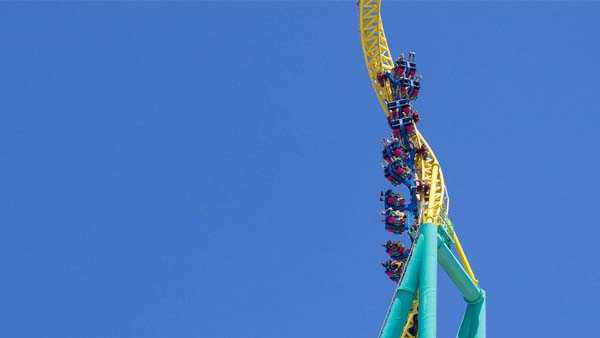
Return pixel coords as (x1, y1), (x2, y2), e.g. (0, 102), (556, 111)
(358, 0), (448, 226)
(358, 1), (481, 337)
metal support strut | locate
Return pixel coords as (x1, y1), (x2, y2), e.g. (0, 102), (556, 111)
(418, 223), (438, 338)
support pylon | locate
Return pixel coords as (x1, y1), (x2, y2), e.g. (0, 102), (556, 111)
(418, 223), (437, 338)
(378, 224), (486, 338)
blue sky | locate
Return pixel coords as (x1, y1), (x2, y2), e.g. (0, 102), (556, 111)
(1, 2), (599, 337)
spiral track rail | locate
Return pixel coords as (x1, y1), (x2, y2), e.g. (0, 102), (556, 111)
(358, 1), (484, 337)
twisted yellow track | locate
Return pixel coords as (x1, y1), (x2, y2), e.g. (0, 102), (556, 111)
(358, 1), (477, 336)
(358, 0), (448, 237)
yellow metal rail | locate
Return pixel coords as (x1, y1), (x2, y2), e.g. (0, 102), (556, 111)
(358, 0), (395, 115)
(445, 220), (478, 285)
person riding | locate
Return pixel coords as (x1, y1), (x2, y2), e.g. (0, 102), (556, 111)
(384, 156), (414, 186)
(407, 51), (417, 79)
(383, 208), (407, 234)
(383, 240), (408, 260)
(407, 222), (420, 241)
(383, 208), (405, 223)
(409, 77), (421, 100)
(382, 138), (406, 163)
(381, 189), (405, 210)
(415, 144), (428, 158)
(376, 72), (389, 87)
(404, 122), (415, 135)
(408, 51), (416, 63)
(401, 101), (411, 116)
(385, 223), (406, 235)
(394, 53), (407, 78)
(394, 75), (411, 98)
(413, 181), (431, 199)
(412, 110), (420, 123)
(382, 259), (404, 281)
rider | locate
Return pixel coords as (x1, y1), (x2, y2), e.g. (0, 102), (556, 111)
(415, 144), (428, 158)
(385, 223), (406, 235)
(376, 72), (389, 87)
(394, 53), (407, 78)
(399, 78), (411, 98)
(382, 259), (404, 282)
(386, 160), (410, 182)
(383, 208), (405, 224)
(383, 208), (407, 234)
(384, 155), (415, 187)
(407, 51), (417, 79)
(409, 76), (421, 100)
(383, 240), (408, 260)
(414, 181), (431, 199)
(382, 138), (406, 163)
(401, 101), (411, 116)
(404, 121), (415, 135)
(381, 189), (405, 210)
(412, 110), (420, 123)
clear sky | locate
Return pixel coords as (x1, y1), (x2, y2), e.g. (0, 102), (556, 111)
(1, 2), (599, 337)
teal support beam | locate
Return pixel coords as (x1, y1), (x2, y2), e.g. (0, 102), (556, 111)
(418, 223), (437, 338)
(379, 225), (485, 338)
(379, 235), (424, 338)
(437, 233), (485, 338)
(437, 238), (482, 303)
(458, 291), (486, 338)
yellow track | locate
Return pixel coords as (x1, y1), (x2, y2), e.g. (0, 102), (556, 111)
(358, 0), (448, 226)
(358, 0), (477, 335)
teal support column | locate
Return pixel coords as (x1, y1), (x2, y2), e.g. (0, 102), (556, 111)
(437, 238), (482, 303)
(379, 235), (424, 338)
(458, 291), (486, 338)
(437, 234), (485, 338)
(418, 223), (437, 338)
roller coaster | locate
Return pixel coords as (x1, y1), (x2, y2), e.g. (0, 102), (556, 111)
(358, 1), (486, 337)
